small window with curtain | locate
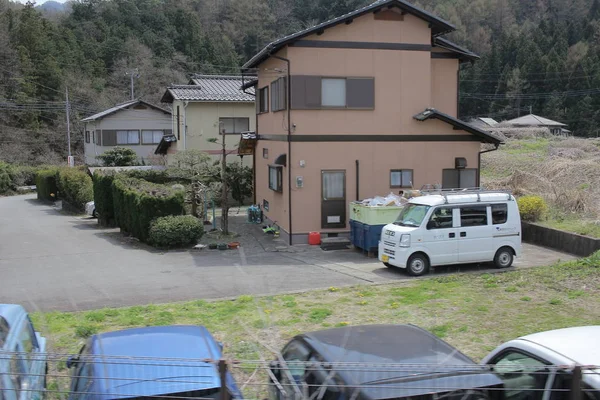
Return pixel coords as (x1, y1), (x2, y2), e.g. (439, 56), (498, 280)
(258, 87), (269, 113)
(271, 77), (287, 112)
(141, 130), (164, 144)
(268, 165), (282, 192)
(117, 130), (139, 145)
(390, 170), (413, 188)
(219, 118), (250, 134)
(321, 78), (346, 107)
(85, 131), (90, 143)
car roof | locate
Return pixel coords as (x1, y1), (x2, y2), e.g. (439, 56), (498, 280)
(519, 326), (600, 367)
(0, 304), (25, 329)
(410, 193), (514, 207)
(298, 325), (502, 399)
(88, 326), (222, 399)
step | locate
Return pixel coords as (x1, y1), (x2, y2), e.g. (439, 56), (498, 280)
(320, 237), (351, 251)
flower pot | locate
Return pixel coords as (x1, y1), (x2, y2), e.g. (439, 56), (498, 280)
(217, 243), (229, 250)
(208, 243), (218, 250)
(228, 242), (240, 249)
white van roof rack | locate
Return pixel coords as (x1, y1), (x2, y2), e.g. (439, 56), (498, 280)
(419, 186), (513, 204)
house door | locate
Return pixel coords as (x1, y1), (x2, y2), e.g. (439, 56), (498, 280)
(321, 170), (346, 229)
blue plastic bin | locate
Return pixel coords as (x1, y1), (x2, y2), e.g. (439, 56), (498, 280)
(350, 220), (386, 253)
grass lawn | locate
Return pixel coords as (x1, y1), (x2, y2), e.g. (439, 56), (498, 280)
(33, 255), (600, 397)
(540, 217), (600, 239)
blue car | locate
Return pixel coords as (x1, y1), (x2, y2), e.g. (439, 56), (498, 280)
(0, 304), (47, 400)
(66, 325), (242, 400)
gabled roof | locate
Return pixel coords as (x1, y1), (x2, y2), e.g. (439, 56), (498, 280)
(81, 100), (171, 122)
(433, 37), (480, 62)
(503, 114), (567, 127)
(413, 108), (503, 145)
(243, 0), (456, 69)
(161, 75), (255, 103)
(478, 117), (498, 126)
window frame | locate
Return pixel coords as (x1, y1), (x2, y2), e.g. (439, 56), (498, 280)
(85, 131), (90, 144)
(491, 203), (508, 225)
(390, 169), (414, 188)
(116, 130), (140, 145)
(427, 207), (454, 230)
(489, 348), (552, 400)
(141, 130), (164, 145)
(258, 86), (269, 114)
(262, 148), (268, 159)
(271, 77), (287, 112)
(218, 117), (250, 135)
(268, 165), (283, 193)
(459, 205), (489, 227)
(0, 316), (9, 348)
(321, 77), (347, 108)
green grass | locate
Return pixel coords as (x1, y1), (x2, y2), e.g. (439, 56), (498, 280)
(540, 218), (600, 238)
(31, 254), (600, 398)
(503, 138), (551, 156)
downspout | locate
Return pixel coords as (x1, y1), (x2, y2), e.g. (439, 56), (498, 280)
(183, 101), (189, 150)
(478, 144), (499, 187)
(270, 53), (292, 246)
(355, 160), (360, 201)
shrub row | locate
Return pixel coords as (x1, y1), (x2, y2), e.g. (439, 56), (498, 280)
(35, 167), (60, 201)
(112, 177), (185, 242)
(0, 162), (40, 195)
(93, 172), (116, 225)
(149, 215), (204, 248)
(56, 167), (93, 210)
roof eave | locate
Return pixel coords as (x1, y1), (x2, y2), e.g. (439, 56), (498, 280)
(414, 109), (503, 145)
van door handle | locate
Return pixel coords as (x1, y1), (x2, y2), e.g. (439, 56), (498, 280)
(449, 233), (455, 238)
(460, 232), (467, 237)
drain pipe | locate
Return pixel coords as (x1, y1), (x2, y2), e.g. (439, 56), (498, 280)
(270, 54), (292, 245)
(478, 144), (499, 187)
(355, 160), (360, 200)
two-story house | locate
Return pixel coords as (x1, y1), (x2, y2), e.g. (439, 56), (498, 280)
(82, 100), (172, 165)
(157, 75), (256, 166)
(242, 0), (503, 245)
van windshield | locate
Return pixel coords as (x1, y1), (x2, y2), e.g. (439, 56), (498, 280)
(394, 204), (431, 227)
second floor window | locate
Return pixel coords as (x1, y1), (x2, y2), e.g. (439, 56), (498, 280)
(258, 87), (269, 113)
(271, 77), (287, 112)
(117, 130), (139, 145)
(322, 78), (347, 107)
(219, 118), (250, 134)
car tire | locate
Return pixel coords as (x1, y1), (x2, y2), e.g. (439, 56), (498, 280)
(494, 247), (514, 269)
(407, 253), (430, 276)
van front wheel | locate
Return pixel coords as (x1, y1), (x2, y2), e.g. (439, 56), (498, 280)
(494, 247), (514, 269)
(407, 253), (430, 276)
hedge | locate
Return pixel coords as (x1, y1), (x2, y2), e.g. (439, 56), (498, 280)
(112, 177), (185, 242)
(518, 195), (548, 222)
(93, 172), (116, 225)
(56, 167), (93, 210)
(0, 163), (40, 195)
(0, 162), (13, 194)
(149, 215), (204, 248)
(35, 168), (59, 201)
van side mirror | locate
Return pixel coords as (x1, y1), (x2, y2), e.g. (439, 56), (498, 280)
(66, 356), (76, 369)
(218, 341), (224, 351)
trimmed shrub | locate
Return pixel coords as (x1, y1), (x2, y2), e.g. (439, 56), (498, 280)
(0, 162), (14, 194)
(112, 177), (185, 242)
(149, 215), (204, 248)
(35, 168), (59, 201)
(518, 195), (548, 222)
(124, 169), (172, 184)
(93, 172), (116, 225)
(56, 167), (93, 210)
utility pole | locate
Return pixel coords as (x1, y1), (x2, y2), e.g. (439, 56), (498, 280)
(65, 87), (71, 160)
(125, 69), (140, 100)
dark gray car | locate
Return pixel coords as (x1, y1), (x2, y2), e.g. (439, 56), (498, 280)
(268, 324), (503, 400)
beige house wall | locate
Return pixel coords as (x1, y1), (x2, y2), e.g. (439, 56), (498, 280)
(254, 140), (290, 232)
(169, 100), (255, 167)
(431, 58), (459, 117)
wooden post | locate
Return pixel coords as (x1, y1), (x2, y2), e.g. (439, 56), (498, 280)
(221, 130), (229, 234)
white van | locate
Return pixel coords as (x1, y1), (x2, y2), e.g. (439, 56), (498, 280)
(378, 190), (521, 276)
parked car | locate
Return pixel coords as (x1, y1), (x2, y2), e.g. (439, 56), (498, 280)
(482, 326), (600, 400)
(84, 201), (96, 218)
(66, 325), (242, 400)
(268, 324), (504, 400)
(0, 304), (47, 400)
(379, 190), (522, 276)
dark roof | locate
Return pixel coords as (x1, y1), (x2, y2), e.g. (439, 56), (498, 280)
(161, 75), (255, 103)
(81, 100), (171, 122)
(297, 325), (502, 400)
(155, 134), (177, 155)
(243, 0), (456, 69)
(433, 37), (480, 62)
(413, 108), (503, 145)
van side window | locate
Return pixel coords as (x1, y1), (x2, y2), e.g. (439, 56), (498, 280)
(428, 207), (453, 229)
(492, 204), (508, 225)
(0, 316), (9, 347)
(460, 206), (488, 227)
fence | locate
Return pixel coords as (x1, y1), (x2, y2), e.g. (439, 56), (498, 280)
(0, 353), (598, 400)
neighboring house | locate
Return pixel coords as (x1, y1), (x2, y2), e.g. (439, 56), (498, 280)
(82, 100), (172, 165)
(503, 114), (570, 135)
(157, 75), (256, 166)
(469, 117), (498, 130)
(242, 0), (503, 245)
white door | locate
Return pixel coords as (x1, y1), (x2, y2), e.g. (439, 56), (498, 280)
(458, 205), (494, 263)
(422, 207), (459, 265)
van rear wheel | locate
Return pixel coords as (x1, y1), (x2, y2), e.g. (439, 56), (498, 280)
(494, 247), (514, 269)
(407, 253), (430, 276)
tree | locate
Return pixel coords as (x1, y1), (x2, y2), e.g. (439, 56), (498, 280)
(97, 147), (138, 167)
(169, 149), (215, 219)
(227, 163), (253, 206)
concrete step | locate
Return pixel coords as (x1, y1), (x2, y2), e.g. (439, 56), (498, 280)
(320, 237), (351, 251)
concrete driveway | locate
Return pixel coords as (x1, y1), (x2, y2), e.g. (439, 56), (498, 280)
(0, 194), (576, 312)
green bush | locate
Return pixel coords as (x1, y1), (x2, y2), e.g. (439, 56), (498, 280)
(112, 177), (185, 242)
(35, 167), (59, 201)
(93, 172), (116, 224)
(0, 162), (14, 194)
(97, 147), (138, 167)
(56, 167), (93, 210)
(518, 195), (548, 222)
(124, 169), (172, 184)
(149, 215), (204, 248)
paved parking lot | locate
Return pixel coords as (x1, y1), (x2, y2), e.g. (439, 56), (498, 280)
(0, 194), (576, 312)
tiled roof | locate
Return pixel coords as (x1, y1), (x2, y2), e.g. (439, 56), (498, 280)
(81, 100), (170, 122)
(161, 75), (255, 103)
(504, 114), (567, 127)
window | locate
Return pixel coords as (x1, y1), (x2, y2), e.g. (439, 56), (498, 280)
(322, 171), (345, 200)
(258, 87), (269, 113)
(269, 166), (282, 192)
(219, 118), (250, 134)
(428, 207), (453, 229)
(73, 362), (93, 399)
(0, 317), (9, 348)
(492, 204), (508, 225)
(491, 351), (549, 400)
(395, 204), (431, 227)
(321, 78), (346, 107)
(116, 130), (139, 145)
(263, 148), (268, 159)
(305, 355), (345, 400)
(442, 168), (477, 189)
(141, 130), (164, 144)
(390, 169), (413, 188)
(460, 206), (488, 227)
(271, 77), (287, 112)
(9, 353), (26, 396)
(85, 131), (90, 143)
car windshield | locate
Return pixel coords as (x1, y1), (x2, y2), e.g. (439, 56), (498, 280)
(394, 204), (431, 227)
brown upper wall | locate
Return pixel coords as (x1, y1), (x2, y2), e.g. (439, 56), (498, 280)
(431, 58), (459, 118)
